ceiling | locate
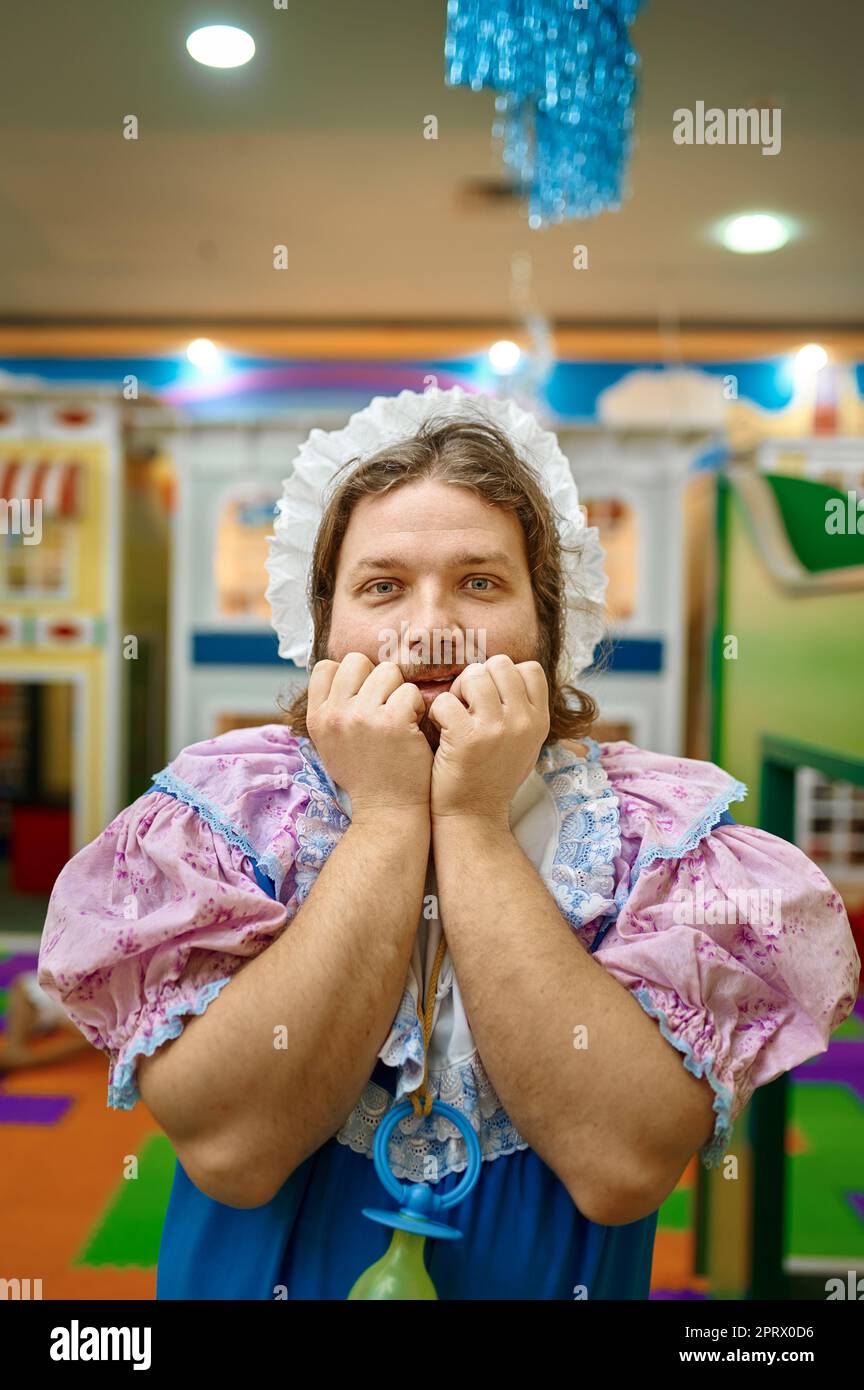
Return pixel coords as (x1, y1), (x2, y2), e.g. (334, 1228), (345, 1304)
(0, 0), (861, 329)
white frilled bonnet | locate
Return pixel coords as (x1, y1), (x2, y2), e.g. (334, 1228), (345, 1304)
(264, 385), (609, 685)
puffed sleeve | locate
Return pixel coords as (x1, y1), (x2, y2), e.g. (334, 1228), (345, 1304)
(36, 789), (292, 1110)
(595, 742), (861, 1169)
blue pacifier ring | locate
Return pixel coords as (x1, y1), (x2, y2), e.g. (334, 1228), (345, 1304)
(370, 1098), (482, 1216)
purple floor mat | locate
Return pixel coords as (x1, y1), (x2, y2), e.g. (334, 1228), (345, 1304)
(0, 952), (40, 987)
(0, 1093), (73, 1124)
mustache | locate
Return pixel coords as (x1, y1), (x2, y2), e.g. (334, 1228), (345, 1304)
(400, 665), (465, 680)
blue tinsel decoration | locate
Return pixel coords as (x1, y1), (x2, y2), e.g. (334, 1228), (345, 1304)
(444, 0), (644, 227)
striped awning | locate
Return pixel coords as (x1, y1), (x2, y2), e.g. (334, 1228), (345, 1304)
(0, 457), (81, 517)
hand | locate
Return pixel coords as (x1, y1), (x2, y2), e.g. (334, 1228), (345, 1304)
(306, 653), (433, 821)
(426, 655), (551, 824)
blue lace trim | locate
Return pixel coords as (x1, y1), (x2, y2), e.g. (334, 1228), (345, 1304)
(536, 735), (621, 942)
(633, 986), (734, 1171)
(629, 778), (750, 889)
(107, 976), (234, 1110)
(292, 738), (350, 908)
(379, 986), (428, 1092)
(150, 767), (285, 895)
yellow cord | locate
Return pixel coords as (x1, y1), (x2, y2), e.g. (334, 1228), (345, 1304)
(409, 932), (449, 1117)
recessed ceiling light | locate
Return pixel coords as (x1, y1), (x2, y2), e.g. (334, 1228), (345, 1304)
(489, 340), (522, 373)
(186, 338), (224, 373)
(793, 343), (829, 381)
(186, 25), (255, 69)
(717, 212), (792, 254)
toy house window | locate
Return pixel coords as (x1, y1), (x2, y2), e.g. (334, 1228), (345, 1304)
(582, 496), (637, 621)
(0, 519), (73, 599)
(214, 490), (281, 621)
(795, 766), (864, 881)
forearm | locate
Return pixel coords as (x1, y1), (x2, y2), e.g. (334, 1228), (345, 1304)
(145, 810), (430, 1202)
(432, 816), (688, 1223)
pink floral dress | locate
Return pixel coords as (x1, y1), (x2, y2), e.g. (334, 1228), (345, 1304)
(36, 727), (860, 1299)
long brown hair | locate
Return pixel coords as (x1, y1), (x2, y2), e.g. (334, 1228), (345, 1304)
(280, 408), (606, 743)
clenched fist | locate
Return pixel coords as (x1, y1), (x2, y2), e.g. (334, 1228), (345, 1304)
(426, 654), (550, 824)
(306, 653), (433, 821)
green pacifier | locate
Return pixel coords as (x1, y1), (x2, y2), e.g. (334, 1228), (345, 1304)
(347, 1097), (482, 1300)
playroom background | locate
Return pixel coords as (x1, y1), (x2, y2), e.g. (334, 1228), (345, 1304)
(1, 0), (862, 1301)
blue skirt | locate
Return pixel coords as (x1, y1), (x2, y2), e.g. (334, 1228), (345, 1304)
(156, 1056), (658, 1301)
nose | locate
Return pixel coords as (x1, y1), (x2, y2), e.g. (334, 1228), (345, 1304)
(404, 624), (466, 670)
(400, 583), (466, 669)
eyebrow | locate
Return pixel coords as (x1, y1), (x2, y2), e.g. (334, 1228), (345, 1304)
(346, 550), (517, 581)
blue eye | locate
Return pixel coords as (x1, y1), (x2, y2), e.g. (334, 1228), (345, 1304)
(364, 577), (495, 596)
